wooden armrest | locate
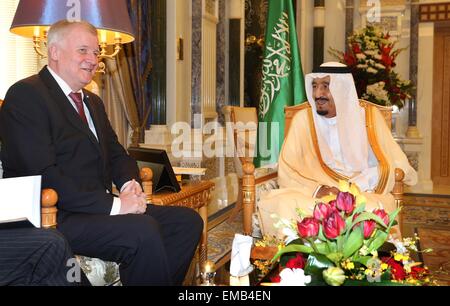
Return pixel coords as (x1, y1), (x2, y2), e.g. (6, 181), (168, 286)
(392, 168), (404, 208)
(41, 189), (58, 229)
(140, 167), (153, 203)
(40, 168), (153, 229)
(393, 168), (405, 234)
(242, 162), (255, 235)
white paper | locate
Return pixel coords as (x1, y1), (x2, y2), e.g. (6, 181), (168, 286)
(0, 175), (42, 227)
(229, 234), (254, 277)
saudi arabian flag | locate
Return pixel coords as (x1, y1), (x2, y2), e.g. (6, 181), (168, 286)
(255, 0), (306, 167)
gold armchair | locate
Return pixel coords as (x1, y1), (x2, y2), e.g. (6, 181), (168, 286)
(242, 100), (406, 239)
(222, 106), (258, 223)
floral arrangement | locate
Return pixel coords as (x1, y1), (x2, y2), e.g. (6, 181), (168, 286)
(267, 181), (434, 286)
(329, 25), (414, 109)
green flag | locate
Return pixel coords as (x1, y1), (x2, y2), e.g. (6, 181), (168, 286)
(255, 0), (306, 167)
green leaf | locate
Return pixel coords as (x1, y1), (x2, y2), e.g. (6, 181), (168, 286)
(367, 230), (388, 253)
(352, 255), (372, 266)
(315, 242), (331, 255)
(381, 270), (392, 282)
(326, 252), (343, 265)
(304, 253), (335, 278)
(343, 227), (364, 259)
(352, 203), (367, 216)
(271, 244), (313, 262)
(318, 225), (327, 242)
(326, 240), (337, 253)
(388, 207), (401, 226)
(350, 212), (388, 229)
(336, 235), (344, 252)
(386, 207), (401, 233)
(345, 215), (353, 232)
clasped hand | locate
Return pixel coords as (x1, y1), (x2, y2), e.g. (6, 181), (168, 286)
(118, 179), (147, 214)
(315, 185), (340, 199)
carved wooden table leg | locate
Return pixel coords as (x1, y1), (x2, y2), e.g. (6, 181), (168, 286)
(149, 181), (214, 274)
(198, 204), (208, 266)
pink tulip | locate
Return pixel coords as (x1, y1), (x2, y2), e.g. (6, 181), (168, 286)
(323, 211), (346, 239)
(297, 217), (320, 238)
(336, 192), (355, 215)
(362, 220), (376, 238)
(352, 213), (376, 239)
(373, 209), (390, 226)
(329, 200), (337, 210)
(313, 203), (334, 221)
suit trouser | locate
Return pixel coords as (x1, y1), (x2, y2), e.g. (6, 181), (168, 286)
(57, 204), (203, 286)
(0, 228), (77, 286)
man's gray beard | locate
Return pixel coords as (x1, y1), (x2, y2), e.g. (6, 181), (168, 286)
(317, 110), (328, 116)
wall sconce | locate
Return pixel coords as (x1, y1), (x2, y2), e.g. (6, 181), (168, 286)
(9, 0), (135, 73)
(176, 37), (184, 61)
(245, 35), (264, 48)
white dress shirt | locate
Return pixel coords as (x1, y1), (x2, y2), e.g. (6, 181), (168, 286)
(47, 67), (136, 215)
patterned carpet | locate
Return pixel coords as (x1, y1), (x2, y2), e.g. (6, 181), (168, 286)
(399, 192), (450, 285)
(416, 228), (450, 285)
(207, 213), (243, 265)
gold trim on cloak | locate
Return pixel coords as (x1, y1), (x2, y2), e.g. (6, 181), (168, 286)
(361, 102), (389, 193)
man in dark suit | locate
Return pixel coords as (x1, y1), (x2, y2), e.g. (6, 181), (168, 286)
(0, 20), (203, 285)
(0, 228), (79, 286)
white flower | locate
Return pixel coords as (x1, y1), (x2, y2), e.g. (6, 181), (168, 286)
(272, 214), (298, 242)
(364, 50), (378, 57)
(279, 268), (312, 286)
(357, 64), (368, 69)
(356, 53), (366, 60)
(366, 41), (377, 49)
(359, 245), (370, 256)
(366, 82), (389, 103)
(388, 236), (409, 255)
(282, 227), (299, 245)
(367, 67), (378, 74)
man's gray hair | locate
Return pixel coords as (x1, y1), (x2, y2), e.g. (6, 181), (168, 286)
(47, 20), (97, 49)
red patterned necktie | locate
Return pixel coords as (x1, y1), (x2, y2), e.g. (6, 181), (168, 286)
(68, 92), (88, 124)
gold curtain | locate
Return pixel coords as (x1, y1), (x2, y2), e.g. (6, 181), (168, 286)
(103, 52), (142, 147)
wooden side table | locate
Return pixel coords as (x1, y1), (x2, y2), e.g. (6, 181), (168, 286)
(149, 180), (214, 268)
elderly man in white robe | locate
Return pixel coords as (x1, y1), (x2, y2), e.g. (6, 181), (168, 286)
(257, 62), (417, 239)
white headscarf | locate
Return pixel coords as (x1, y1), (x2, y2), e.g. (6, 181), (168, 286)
(305, 62), (369, 174)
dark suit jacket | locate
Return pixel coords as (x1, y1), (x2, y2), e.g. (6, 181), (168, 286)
(0, 67), (140, 222)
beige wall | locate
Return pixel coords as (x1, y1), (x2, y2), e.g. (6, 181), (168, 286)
(167, 0), (192, 127)
(416, 22), (434, 189)
(298, 0), (314, 74)
(324, 0), (346, 64)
